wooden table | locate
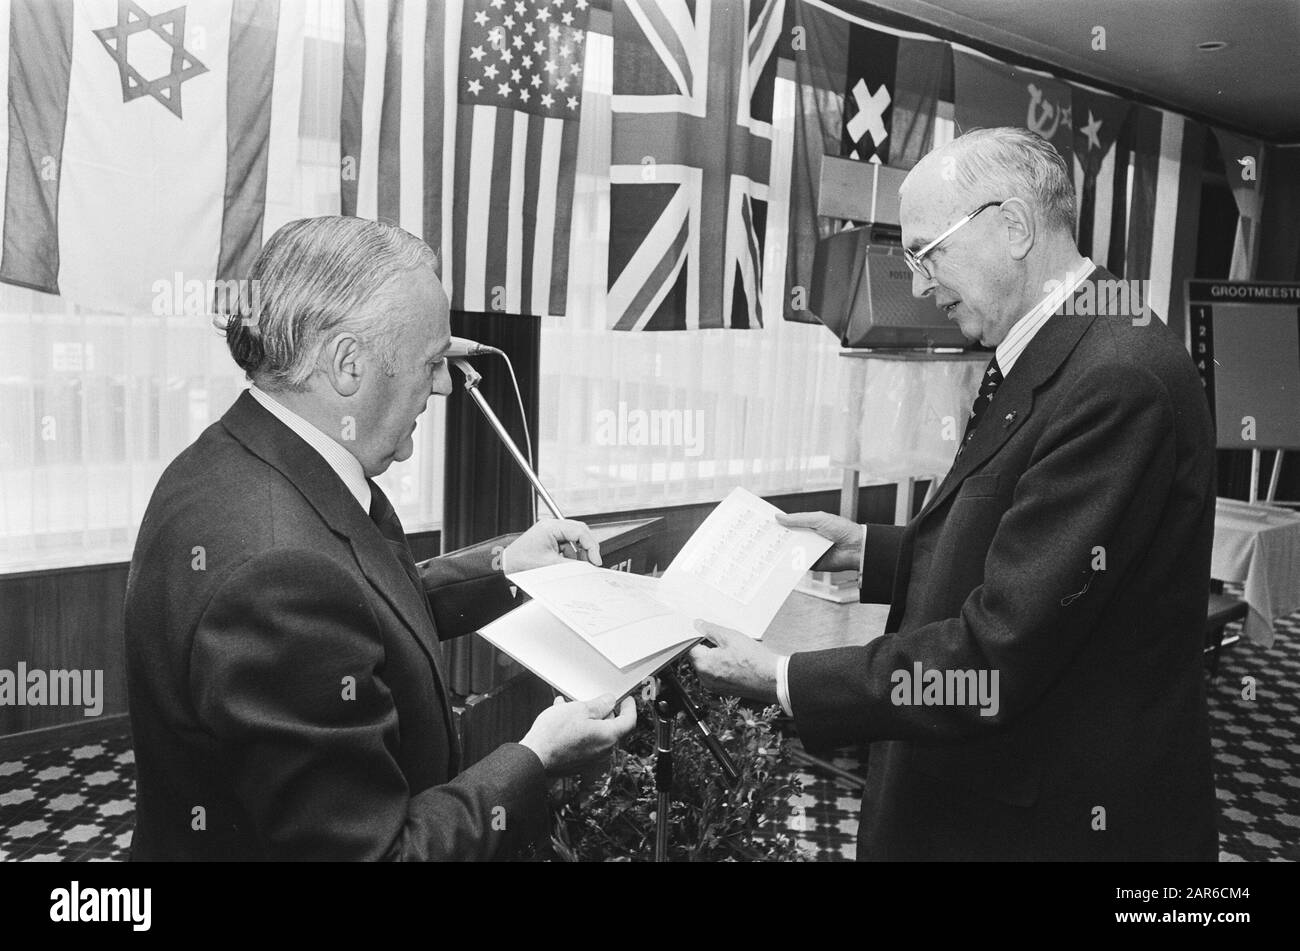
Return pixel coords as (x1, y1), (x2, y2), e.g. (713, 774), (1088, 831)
(763, 592), (886, 788)
(764, 591), (889, 655)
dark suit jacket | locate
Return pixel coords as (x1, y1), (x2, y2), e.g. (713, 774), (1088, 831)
(124, 391), (546, 860)
(789, 268), (1219, 860)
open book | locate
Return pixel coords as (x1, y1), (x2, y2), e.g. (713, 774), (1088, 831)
(479, 488), (831, 701)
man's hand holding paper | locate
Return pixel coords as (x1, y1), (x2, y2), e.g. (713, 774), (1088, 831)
(480, 488), (830, 702)
(775, 511), (866, 573)
(689, 620), (780, 706)
(521, 694), (638, 776)
(502, 517), (603, 572)
(688, 509), (853, 710)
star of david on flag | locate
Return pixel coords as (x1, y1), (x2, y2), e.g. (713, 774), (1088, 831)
(0, 0), (306, 312)
(93, 0), (208, 118)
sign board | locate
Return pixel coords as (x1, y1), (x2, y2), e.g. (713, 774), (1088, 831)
(1187, 280), (1300, 450)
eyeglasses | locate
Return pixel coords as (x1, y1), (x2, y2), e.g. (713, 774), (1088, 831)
(903, 200), (1006, 281)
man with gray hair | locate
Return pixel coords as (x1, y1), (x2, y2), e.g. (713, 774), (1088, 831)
(125, 216), (634, 861)
(691, 128), (1219, 860)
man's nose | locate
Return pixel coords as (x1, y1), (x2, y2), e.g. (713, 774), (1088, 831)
(912, 269), (936, 299)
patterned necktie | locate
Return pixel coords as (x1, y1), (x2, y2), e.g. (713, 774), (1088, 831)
(959, 356), (1004, 453)
(367, 479), (425, 600)
(367, 478), (456, 770)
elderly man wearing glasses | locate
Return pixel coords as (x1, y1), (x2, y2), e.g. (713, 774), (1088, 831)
(691, 127), (1219, 861)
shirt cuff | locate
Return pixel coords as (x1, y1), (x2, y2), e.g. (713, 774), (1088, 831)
(776, 654), (794, 717)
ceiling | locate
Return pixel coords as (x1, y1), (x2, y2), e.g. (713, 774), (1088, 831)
(854, 0), (1300, 143)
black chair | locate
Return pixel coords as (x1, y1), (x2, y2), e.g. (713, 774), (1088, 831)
(1204, 592), (1248, 679)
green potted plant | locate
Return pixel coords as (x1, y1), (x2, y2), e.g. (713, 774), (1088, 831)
(547, 668), (810, 861)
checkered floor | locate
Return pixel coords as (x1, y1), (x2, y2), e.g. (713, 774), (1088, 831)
(0, 738), (135, 862)
(785, 752), (864, 861)
(1207, 603), (1300, 862)
(2, 590), (1297, 861)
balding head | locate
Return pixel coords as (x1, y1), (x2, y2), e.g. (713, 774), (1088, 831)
(903, 127), (1076, 236)
(898, 128), (1085, 347)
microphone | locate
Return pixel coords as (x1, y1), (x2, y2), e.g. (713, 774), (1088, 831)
(446, 335), (503, 358)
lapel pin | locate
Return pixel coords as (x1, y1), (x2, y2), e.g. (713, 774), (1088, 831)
(1003, 411), (1018, 426)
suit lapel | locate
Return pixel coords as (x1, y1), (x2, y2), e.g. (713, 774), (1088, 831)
(914, 270), (1104, 526)
(220, 392), (459, 742)
(915, 368), (1037, 522)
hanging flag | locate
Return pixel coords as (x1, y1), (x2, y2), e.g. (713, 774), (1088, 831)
(1083, 105), (1205, 338)
(340, 0), (588, 316)
(1065, 95), (1204, 334)
(841, 26), (895, 164)
(1122, 108), (1204, 330)
(0, 0), (304, 313)
(340, 0), (458, 280)
(784, 0), (945, 323)
(608, 0), (783, 331)
(453, 0), (591, 316)
(952, 54), (1184, 286)
(952, 50), (1074, 170)
(1069, 85), (1130, 267)
(1212, 128), (1264, 280)
(1118, 103), (1164, 283)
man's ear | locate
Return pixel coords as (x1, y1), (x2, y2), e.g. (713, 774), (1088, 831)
(1000, 198), (1035, 262)
(323, 332), (363, 397)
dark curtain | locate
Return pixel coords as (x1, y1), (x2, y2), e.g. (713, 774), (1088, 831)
(442, 311), (542, 550)
(1254, 145), (1300, 502)
(1258, 145), (1300, 282)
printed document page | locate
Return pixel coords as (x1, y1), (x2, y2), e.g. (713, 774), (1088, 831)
(505, 488), (830, 668)
(479, 600), (695, 702)
(506, 560), (698, 668)
(659, 488), (831, 638)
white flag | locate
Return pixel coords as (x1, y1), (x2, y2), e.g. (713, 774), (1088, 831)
(0, 0), (304, 313)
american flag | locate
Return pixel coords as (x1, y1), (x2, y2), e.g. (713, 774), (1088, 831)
(452, 0), (591, 316)
(608, 0), (783, 330)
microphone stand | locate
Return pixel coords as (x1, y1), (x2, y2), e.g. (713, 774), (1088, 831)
(649, 671), (740, 861)
(450, 358), (563, 519)
(451, 357), (739, 861)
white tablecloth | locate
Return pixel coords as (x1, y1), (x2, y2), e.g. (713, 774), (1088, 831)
(1212, 498), (1300, 648)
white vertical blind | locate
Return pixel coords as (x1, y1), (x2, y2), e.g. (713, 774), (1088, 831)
(0, 1), (443, 571)
(538, 33), (849, 517)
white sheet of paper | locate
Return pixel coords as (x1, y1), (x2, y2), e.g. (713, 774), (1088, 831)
(502, 488), (832, 674)
(661, 487), (831, 638)
(479, 600), (698, 702)
(506, 560), (700, 668)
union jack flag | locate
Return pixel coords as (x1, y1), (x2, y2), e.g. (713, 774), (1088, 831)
(608, 0), (784, 330)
